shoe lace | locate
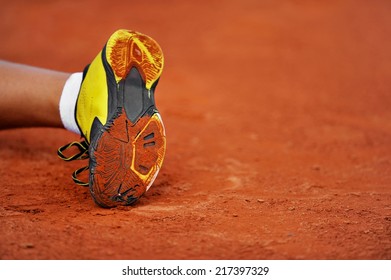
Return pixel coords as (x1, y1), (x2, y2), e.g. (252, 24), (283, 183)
(57, 140), (89, 186)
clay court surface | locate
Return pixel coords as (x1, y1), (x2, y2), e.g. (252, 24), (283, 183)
(1, 0), (391, 259)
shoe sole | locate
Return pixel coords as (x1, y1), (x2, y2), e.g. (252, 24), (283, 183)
(88, 30), (166, 208)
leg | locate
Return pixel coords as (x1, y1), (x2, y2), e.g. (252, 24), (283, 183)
(0, 60), (69, 129)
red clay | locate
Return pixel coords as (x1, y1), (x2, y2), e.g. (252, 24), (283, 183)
(1, 0), (391, 259)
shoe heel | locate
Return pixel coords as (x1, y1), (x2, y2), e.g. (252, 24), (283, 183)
(105, 29), (164, 90)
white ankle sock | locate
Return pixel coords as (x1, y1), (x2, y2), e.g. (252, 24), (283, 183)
(59, 72), (83, 135)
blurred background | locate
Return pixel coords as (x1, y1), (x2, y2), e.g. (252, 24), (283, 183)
(1, 0), (390, 259)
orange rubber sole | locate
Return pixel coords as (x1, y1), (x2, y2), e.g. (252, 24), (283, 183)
(90, 111), (165, 207)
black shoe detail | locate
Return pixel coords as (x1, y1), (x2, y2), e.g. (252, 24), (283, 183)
(122, 67), (144, 122)
(90, 117), (105, 149)
(143, 132), (154, 140)
(143, 141), (155, 148)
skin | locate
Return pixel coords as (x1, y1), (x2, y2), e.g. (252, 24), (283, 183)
(0, 60), (69, 129)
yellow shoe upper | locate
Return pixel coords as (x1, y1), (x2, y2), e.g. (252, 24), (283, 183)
(76, 50), (109, 143)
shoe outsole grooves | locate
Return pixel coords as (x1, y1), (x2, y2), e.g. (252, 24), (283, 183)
(89, 30), (166, 208)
